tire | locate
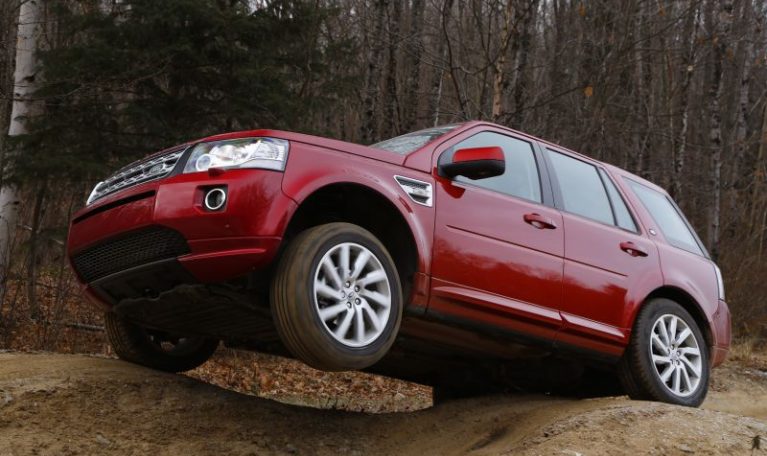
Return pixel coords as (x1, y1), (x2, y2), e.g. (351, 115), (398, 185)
(271, 222), (403, 371)
(618, 298), (710, 406)
(105, 312), (219, 373)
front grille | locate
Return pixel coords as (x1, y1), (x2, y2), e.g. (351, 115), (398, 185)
(88, 147), (186, 204)
(71, 226), (190, 283)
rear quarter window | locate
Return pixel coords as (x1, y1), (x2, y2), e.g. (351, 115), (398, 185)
(627, 180), (704, 256)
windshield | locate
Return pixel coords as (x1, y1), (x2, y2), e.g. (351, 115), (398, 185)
(371, 124), (461, 155)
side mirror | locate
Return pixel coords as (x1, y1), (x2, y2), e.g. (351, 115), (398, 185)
(440, 146), (505, 180)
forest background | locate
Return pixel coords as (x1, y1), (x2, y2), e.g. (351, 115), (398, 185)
(0, 0), (765, 355)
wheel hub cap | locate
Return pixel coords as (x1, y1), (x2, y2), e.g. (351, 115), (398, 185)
(313, 242), (392, 348)
(649, 314), (703, 398)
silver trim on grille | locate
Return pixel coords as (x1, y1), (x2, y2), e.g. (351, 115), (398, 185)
(87, 149), (185, 205)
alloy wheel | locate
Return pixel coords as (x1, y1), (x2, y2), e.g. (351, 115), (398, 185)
(648, 314), (703, 397)
(313, 242), (392, 348)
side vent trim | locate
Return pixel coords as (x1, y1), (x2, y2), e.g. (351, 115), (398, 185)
(394, 175), (433, 207)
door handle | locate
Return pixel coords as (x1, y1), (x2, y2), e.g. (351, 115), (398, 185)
(523, 213), (557, 229)
(620, 241), (648, 257)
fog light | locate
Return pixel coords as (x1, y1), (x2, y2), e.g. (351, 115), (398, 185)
(204, 188), (226, 211)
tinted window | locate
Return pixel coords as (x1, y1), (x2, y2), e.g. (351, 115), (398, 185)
(627, 180), (703, 255)
(443, 132), (541, 202)
(372, 124), (460, 155)
(599, 169), (637, 232)
(547, 150), (613, 225)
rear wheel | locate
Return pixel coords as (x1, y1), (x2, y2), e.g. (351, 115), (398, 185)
(618, 298), (709, 406)
(271, 223), (403, 371)
(104, 312), (219, 373)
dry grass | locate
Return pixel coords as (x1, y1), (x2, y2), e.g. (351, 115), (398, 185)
(727, 337), (767, 369)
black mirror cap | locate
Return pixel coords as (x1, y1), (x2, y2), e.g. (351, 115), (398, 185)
(440, 159), (505, 180)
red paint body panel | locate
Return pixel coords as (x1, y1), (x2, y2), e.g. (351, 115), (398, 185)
(69, 184), (158, 250)
(280, 141), (435, 275)
(429, 182), (565, 335)
(68, 169), (296, 285)
(427, 126), (565, 346)
(557, 212), (660, 348)
(67, 121), (730, 367)
(607, 164), (730, 366)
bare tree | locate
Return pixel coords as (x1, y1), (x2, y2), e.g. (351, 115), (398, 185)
(491, 0), (514, 121)
(402, 0), (425, 129)
(360, 0), (390, 143)
(383, 0), (402, 137)
(705, 0), (733, 261)
(671, 2), (701, 200)
(2, 0), (45, 291)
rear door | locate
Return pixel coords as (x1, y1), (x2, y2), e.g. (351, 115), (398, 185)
(543, 148), (660, 354)
(429, 129), (564, 343)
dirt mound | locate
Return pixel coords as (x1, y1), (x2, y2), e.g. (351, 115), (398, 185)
(0, 353), (765, 455)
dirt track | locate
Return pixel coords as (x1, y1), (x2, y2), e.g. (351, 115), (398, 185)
(0, 352), (766, 455)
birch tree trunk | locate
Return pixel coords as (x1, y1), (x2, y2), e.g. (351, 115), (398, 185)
(428, 2), (451, 126)
(671, 3), (700, 200)
(1, 0), (45, 279)
(706, 0), (733, 261)
(727, 0), (754, 223)
(0, 0), (19, 318)
(491, 0), (514, 121)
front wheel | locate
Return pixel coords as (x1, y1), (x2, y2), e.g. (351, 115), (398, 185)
(618, 298), (709, 406)
(104, 312), (219, 373)
(271, 223), (403, 371)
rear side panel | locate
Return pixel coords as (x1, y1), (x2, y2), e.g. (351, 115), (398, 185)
(654, 243), (722, 335)
(607, 166), (728, 363)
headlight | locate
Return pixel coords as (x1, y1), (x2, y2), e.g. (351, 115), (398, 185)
(86, 181), (104, 205)
(183, 137), (289, 173)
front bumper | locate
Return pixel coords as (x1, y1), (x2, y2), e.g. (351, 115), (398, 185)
(68, 168), (297, 306)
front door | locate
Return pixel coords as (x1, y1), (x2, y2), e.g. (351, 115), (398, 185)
(429, 130), (565, 343)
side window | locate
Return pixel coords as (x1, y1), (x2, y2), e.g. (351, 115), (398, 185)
(626, 180), (704, 255)
(599, 169), (637, 232)
(441, 131), (542, 202)
(546, 150), (614, 225)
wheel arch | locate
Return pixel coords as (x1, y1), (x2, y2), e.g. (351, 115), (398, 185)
(641, 286), (714, 350)
(282, 181), (423, 302)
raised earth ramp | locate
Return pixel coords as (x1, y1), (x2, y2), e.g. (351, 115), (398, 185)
(0, 353), (766, 455)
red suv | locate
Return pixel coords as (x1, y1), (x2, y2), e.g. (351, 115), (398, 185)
(67, 121), (730, 406)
